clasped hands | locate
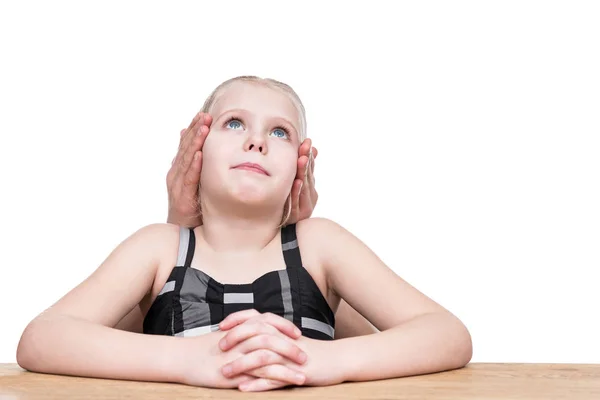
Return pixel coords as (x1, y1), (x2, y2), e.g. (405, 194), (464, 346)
(180, 309), (343, 392)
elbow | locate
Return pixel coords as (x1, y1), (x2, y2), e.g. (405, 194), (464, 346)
(16, 319), (48, 372)
(456, 330), (473, 368)
(447, 313), (473, 369)
(16, 322), (37, 370)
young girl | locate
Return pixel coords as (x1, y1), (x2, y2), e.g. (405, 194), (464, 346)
(16, 76), (473, 392)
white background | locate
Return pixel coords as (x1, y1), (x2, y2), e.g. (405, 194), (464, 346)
(1, 1), (599, 365)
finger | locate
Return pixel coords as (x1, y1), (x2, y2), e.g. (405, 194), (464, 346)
(219, 322), (276, 352)
(312, 146), (318, 159)
(222, 349), (282, 378)
(173, 129), (188, 164)
(286, 179), (302, 225)
(219, 309), (261, 331)
(290, 179), (303, 208)
(202, 113), (213, 127)
(239, 334), (307, 365)
(228, 373), (256, 388)
(297, 174), (315, 221)
(298, 138), (312, 159)
(176, 113), (201, 152)
(239, 377), (290, 392)
(180, 125), (208, 173)
(184, 151), (202, 187)
(174, 113), (208, 169)
(186, 111), (204, 131)
(168, 125), (196, 183)
(220, 315), (301, 351)
(173, 131), (194, 175)
(245, 364), (305, 387)
(295, 155), (309, 181)
(307, 151), (315, 188)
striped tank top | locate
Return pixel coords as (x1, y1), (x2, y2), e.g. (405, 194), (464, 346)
(143, 223), (336, 340)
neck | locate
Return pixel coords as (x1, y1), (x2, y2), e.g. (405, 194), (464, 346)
(199, 201), (283, 253)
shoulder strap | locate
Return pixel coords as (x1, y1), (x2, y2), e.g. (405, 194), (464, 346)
(176, 226), (196, 268)
(281, 223), (301, 269)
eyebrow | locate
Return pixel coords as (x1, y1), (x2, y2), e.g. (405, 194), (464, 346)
(216, 108), (299, 136)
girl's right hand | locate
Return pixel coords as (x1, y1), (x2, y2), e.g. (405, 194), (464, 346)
(177, 315), (307, 389)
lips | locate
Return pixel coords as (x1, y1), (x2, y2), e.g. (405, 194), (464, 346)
(232, 162), (269, 176)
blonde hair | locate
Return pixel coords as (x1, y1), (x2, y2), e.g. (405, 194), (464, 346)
(196, 75), (310, 227)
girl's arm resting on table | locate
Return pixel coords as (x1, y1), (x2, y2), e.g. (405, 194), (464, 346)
(311, 218), (473, 382)
(332, 311), (471, 382)
(16, 223), (188, 383)
(17, 314), (190, 383)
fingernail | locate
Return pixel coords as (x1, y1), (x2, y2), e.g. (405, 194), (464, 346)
(295, 327), (301, 336)
(219, 338), (227, 350)
(222, 365), (232, 376)
(296, 373), (306, 384)
(298, 351), (307, 363)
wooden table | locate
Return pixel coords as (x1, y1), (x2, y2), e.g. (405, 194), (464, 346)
(1, 363), (599, 399)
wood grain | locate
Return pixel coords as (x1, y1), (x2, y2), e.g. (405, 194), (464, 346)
(1, 363), (599, 399)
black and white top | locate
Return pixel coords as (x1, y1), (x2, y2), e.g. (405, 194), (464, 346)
(143, 223), (336, 340)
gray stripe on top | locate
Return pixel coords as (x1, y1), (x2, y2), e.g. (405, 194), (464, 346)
(175, 324), (221, 337)
(301, 317), (335, 338)
(176, 227), (190, 266)
(278, 269), (294, 322)
(180, 262), (211, 331)
(224, 293), (254, 304)
(157, 280), (175, 296)
(282, 239), (298, 251)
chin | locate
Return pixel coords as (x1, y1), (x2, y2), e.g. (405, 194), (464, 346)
(229, 184), (272, 206)
(232, 192), (269, 206)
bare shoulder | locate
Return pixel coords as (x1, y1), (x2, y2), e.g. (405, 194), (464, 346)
(120, 223), (181, 269)
(134, 223), (182, 286)
(295, 216), (344, 235)
(295, 217), (353, 254)
(294, 217), (351, 282)
(133, 223), (180, 257)
(133, 222), (180, 242)
(294, 217), (332, 253)
(112, 223), (182, 332)
(111, 222), (183, 297)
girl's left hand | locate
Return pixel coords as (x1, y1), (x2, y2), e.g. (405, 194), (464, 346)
(219, 310), (345, 392)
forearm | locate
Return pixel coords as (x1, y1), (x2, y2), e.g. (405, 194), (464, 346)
(17, 314), (185, 383)
(336, 311), (472, 382)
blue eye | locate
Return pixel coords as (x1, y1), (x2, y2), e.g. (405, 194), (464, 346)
(271, 128), (288, 139)
(226, 119), (243, 130)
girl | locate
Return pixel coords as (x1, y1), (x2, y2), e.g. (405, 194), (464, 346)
(17, 76), (472, 392)
(164, 98), (379, 341)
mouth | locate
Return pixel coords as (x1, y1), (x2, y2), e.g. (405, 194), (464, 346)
(232, 162), (270, 176)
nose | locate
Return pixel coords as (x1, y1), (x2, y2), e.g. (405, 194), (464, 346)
(244, 130), (268, 155)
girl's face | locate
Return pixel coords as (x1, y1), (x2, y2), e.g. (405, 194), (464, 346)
(199, 81), (301, 213)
